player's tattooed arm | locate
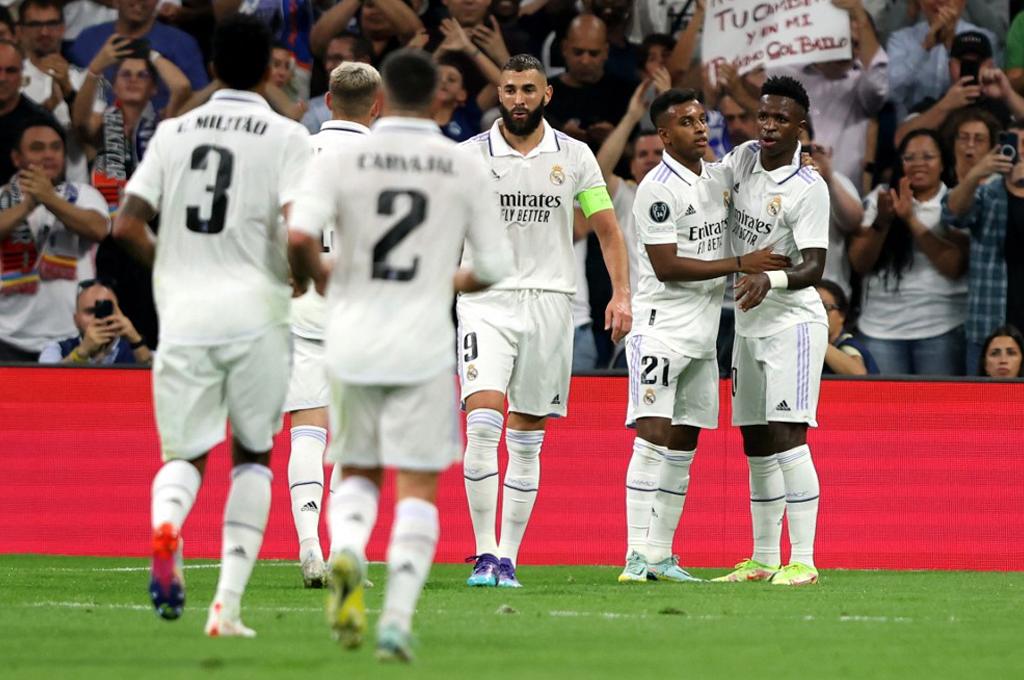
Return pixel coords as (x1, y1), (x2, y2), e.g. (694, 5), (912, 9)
(112, 195), (158, 268)
(734, 247), (825, 312)
(646, 243), (790, 282)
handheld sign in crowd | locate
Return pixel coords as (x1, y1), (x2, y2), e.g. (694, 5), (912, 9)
(703, 0), (853, 75)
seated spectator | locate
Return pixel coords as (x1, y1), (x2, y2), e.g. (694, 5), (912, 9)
(944, 106), (1000, 185)
(302, 32), (373, 133)
(310, 0), (423, 66)
(433, 54), (482, 142)
(977, 323), (1023, 377)
(770, 0), (888, 186)
(1009, 10), (1024, 94)
(68, 0), (209, 112)
(0, 122), (109, 362)
(73, 40), (190, 209)
(886, 0), (1000, 122)
(817, 279), (879, 375)
(0, 40), (60, 185)
(942, 119), (1024, 370)
(39, 279), (151, 365)
(849, 129), (969, 375)
(547, 14), (634, 149)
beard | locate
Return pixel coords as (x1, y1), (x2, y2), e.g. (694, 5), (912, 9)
(499, 100), (545, 137)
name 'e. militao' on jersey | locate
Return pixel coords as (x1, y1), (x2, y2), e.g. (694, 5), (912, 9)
(459, 119), (607, 295)
(720, 140), (831, 338)
(631, 152), (731, 359)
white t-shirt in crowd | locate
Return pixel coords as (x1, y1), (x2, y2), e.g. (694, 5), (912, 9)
(125, 89), (311, 346)
(823, 171), (860, 297)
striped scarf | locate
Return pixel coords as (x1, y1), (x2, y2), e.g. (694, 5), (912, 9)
(0, 178), (81, 296)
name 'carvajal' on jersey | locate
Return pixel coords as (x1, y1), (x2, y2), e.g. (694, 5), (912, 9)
(357, 152), (454, 174)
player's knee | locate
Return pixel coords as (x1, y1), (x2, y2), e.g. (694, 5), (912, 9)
(768, 422), (807, 454)
(505, 429), (544, 465)
(466, 408), (503, 449)
(635, 417), (671, 447)
(231, 438), (271, 467)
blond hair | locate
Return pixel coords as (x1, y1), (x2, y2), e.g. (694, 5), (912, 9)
(328, 61), (381, 117)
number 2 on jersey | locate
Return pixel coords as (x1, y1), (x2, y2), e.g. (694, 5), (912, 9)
(372, 189), (425, 281)
(185, 145), (233, 234)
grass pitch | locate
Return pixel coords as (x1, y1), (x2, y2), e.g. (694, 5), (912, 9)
(1, 555), (1021, 679)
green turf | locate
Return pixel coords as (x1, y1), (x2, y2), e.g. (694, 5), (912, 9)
(1, 555), (1021, 679)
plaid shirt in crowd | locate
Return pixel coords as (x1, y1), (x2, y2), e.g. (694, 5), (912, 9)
(941, 177), (1008, 344)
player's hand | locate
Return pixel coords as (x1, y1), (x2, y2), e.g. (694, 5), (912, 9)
(735, 272), (771, 312)
(313, 262), (331, 296)
(290, 276), (308, 298)
(739, 248), (791, 274)
(889, 176), (914, 222)
(605, 290), (632, 343)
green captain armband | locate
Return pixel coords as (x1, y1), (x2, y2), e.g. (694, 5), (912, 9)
(577, 186), (613, 218)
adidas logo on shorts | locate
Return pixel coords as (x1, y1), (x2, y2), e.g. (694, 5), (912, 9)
(551, 394), (561, 405)
(775, 400), (791, 412)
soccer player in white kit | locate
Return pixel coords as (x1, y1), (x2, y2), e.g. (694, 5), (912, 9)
(283, 62), (382, 589)
(112, 16), (312, 635)
(288, 49), (512, 661)
(619, 89), (791, 584)
(711, 76), (830, 587)
(458, 54), (633, 588)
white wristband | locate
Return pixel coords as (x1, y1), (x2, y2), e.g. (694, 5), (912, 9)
(765, 270), (789, 290)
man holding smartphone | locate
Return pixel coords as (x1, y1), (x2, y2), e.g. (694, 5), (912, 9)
(943, 119), (1024, 370)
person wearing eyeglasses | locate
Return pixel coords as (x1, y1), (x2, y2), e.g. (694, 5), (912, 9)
(816, 279), (878, 376)
(38, 279), (151, 365)
(849, 128), (969, 375)
(0, 121), (109, 362)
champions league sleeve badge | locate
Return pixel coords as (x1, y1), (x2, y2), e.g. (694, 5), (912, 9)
(649, 201), (671, 222)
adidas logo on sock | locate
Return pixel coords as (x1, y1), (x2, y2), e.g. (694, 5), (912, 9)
(395, 561), (418, 576)
(684, 204), (696, 216)
(228, 545), (247, 558)
(551, 394), (561, 405)
(345, 513), (364, 523)
(775, 400), (791, 412)
(300, 501), (318, 512)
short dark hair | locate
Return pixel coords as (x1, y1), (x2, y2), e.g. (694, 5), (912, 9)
(17, 119), (67, 149)
(502, 53), (545, 76)
(212, 14), (272, 91)
(761, 75), (810, 113)
(330, 31), (373, 63)
(0, 7), (14, 33)
(979, 324), (1024, 377)
(18, 0), (63, 21)
(945, 106), (1001, 152)
(649, 88), (701, 127)
(381, 49), (437, 110)
(816, 279), (848, 315)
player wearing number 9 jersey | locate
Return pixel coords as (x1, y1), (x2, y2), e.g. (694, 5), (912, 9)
(113, 15), (312, 637)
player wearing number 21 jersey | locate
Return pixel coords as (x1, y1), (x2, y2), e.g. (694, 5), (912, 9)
(113, 16), (312, 636)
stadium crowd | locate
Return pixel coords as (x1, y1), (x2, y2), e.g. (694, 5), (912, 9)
(0, 0), (1022, 378)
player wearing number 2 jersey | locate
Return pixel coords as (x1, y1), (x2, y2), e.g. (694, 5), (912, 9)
(113, 16), (312, 636)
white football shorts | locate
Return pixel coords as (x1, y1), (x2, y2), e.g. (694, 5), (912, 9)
(624, 334), (719, 429)
(153, 324), (291, 460)
(456, 289), (573, 418)
(283, 334), (329, 413)
(731, 322), (827, 427)
(327, 370), (461, 472)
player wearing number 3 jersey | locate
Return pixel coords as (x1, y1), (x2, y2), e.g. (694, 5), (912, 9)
(113, 16), (312, 636)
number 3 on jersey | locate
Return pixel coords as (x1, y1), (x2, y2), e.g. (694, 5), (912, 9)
(373, 189), (426, 281)
(185, 145), (233, 234)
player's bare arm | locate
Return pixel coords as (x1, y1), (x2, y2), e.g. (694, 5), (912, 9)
(735, 247), (826, 312)
(112, 195), (158, 268)
(287, 229), (328, 296)
(646, 243), (790, 282)
(588, 208), (632, 342)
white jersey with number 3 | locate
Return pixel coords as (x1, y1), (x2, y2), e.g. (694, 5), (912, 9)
(721, 141), (830, 337)
(289, 117), (511, 385)
(125, 89), (312, 345)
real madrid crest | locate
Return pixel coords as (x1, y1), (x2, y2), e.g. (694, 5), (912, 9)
(549, 164), (565, 185)
(643, 389), (656, 405)
(723, 190), (731, 208)
(767, 195), (782, 217)
(466, 364), (478, 381)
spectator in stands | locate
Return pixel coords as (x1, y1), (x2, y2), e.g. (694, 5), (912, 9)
(432, 12), (502, 115)
(547, 14), (634, 148)
(978, 324), (1023, 377)
(588, 0), (637, 84)
(0, 122), (109, 362)
(489, 0), (532, 61)
(433, 54), (481, 142)
(62, 1), (118, 46)
(945, 106), (1000, 185)
(719, 93), (756, 147)
(866, 0), (1008, 49)
(850, 129), (968, 375)
(0, 40), (59, 186)
(887, 0), (1000, 122)
(302, 31), (374, 133)
(1009, 10), (1024, 94)
(817, 279), (879, 375)
(0, 8), (14, 42)
(310, 0), (423, 66)
(68, 0), (208, 112)
(942, 119), (1024, 371)
(628, 0), (696, 44)
(771, 0), (888, 186)
(16, 0), (99, 183)
(38, 279), (152, 365)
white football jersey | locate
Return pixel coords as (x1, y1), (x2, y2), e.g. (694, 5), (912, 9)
(290, 119), (371, 340)
(460, 119), (606, 294)
(631, 153), (730, 358)
(289, 117), (512, 385)
(125, 89), (311, 345)
(721, 141), (830, 338)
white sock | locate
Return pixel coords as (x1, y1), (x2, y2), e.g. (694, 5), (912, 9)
(327, 471), (380, 560)
(498, 428), (543, 566)
(213, 463), (272, 619)
(288, 426), (327, 561)
(151, 459), (201, 531)
(462, 408), (503, 556)
(777, 445), (820, 568)
(747, 455), (785, 567)
(379, 498), (439, 635)
(624, 437), (664, 558)
(645, 448), (695, 563)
